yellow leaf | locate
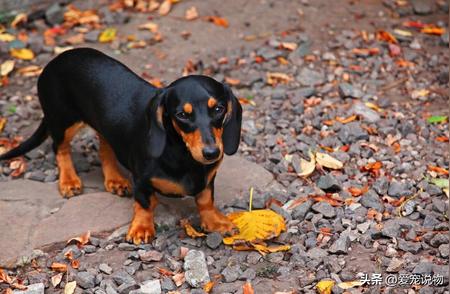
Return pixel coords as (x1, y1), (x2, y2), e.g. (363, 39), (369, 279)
(203, 281), (215, 293)
(99, 28), (117, 43)
(64, 281), (76, 294)
(0, 33), (16, 42)
(365, 102), (382, 112)
(180, 219), (205, 238)
(10, 48), (34, 60)
(251, 243), (291, 255)
(0, 118), (7, 133)
(337, 280), (363, 289)
(223, 209), (286, 245)
(158, 0), (172, 15)
(1, 60), (15, 76)
(54, 46), (74, 55)
(316, 280), (335, 294)
(297, 151), (316, 177)
(315, 152), (343, 169)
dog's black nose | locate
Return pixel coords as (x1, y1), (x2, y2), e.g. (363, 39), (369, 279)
(202, 146), (220, 160)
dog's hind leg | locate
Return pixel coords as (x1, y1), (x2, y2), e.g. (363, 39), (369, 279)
(98, 135), (131, 196)
(55, 122), (84, 197)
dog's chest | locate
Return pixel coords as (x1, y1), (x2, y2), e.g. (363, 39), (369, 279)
(150, 169), (213, 197)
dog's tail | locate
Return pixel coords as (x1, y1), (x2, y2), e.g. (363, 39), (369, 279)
(0, 120), (48, 160)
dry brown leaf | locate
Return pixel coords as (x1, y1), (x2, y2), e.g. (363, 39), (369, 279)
(180, 219), (205, 238)
(436, 136), (449, 142)
(138, 22), (158, 33)
(1, 60), (15, 76)
(71, 260), (80, 269)
(10, 157), (26, 177)
(279, 42), (297, 51)
(348, 186), (369, 197)
(203, 281), (215, 293)
(67, 231), (90, 247)
(335, 115), (357, 124)
(65, 33), (84, 45)
(50, 262), (68, 273)
(158, 0), (172, 15)
(172, 272), (185, 287)
(337, 280), (363, 290)
(0, 268), (12, 284)
(377, 30), (398, 43)
(297, 151), (316, 177)
(205, 16), (229, 27)
(421, 27), (445, 35)
(316, 152), (343, 169)
(250, 243), (291, 255)
(266, 72), (292, 86)
(51, 273), (64, 287)
(224, 77), (240, 86)
(428, 165), (449, 176)
(242, 282), (254, 294)
(310, 194), (343, 207)
(185, 6), (199, 20)
(64, 281), (76, 294)
(18, 65), (42, 77)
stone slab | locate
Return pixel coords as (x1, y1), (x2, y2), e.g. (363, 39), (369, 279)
(0, 155), (272, 268)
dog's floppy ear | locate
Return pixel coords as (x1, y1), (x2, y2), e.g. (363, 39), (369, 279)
(222, 84), (242, 155)
(146, 90), (167, 158)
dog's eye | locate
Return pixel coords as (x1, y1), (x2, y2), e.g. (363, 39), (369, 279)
(176, 111), (190, 120)
(213, 105), (225, 115)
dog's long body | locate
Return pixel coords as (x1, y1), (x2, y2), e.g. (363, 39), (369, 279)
(0, 48), (242, 243)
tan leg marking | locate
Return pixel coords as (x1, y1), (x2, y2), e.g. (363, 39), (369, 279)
(98, 135), (131, 196)
(56, 123), (84, 197)
(126, 197), (158, 244)
(195, 187), (237, 235)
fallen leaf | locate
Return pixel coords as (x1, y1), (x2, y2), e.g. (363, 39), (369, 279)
(402, 20), (426, 29)
(251, 243), (291, 255)
(185, 6), (199, 20)
(54, 46), (74, 55)
(351, 47), (380, 56)
(67, 231), (90, 247)
(11, 13), (27, 28)
(1, 60), (15, 76)
(99, 28), (117, 43)
(64, 281), (76, 294)
(393, 29), (412, 37)
(428, 178), (449, 189)
(71, 260), (80, 269)
(180, 219), (205, 238)
(4, 288), (13, 294)
(279, 42), (297, 51)
(360, 161), (383, 177)
(337, 280), (364, 289)
(50, 262), (68, 273)
(65, 33), (84, 45)
(428, 165), (449, 176)
(348, 186), (369, 197)
(310, 194), (343, 207)
(64, 250), (74, 261)
(377, 30), (397, 43)
(335, 115), (357, 124)
(242, 282), (254, 294)
(157, 267), (174, 276)
(316, 152), (343, 169)
(138, 22), (158, 33)
(224, 77), (240, 86)
(427, 115), (447, 124)
(388, 43), (401, 57)
(411, 89), (430, 99)
(297, 151), (316, 177)
(18, 65), (42, 77)
(158, 0), (172, 15)
(0, 118), (6, 133)
(223, 210), (286, 245)
(0, 268), (12, 283)
(316, 279), (335, 294)
(172, 272), (185, 287)
(51, 273), (64, 287)
(64, 5), (99, 27)
(266, 72), (292, 86)
(277, 56), (289, 65)
(10, 158), (26, 177)
(205, 16), (229, 27)
(436, 136), (449, 142)
(421, 27), (445, 35)
(10, 48), (34, 60)
(0, 33), (15, 42)
(203, 281), (215, 293)
(396, 59), (415, 67)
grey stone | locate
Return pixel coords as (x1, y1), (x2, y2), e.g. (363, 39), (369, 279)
(429, 233), (448, 247)
(338, 122), (369, 144)
(160, 277), (176, 291)
(183, 250), (210, 288)
(388, 181), (413, 198)
(118, 243), (137, 251)
(27, 171), (46, 182)
(307, 247), (328, 259)
(360, 190), (384, 212)
(118, 283), (138, 294)
(63, 245), (82, 259)
(45, 3), (64, 25)
(297, 68), (325, 86)
(398, 239), (421, 254)
(439, 244), (449, 258)
(292, 199), (313, 221)
(206, 232), (222, 249)
(381, 218), (416, 238)
(221, 265), (242, 283)
(329, 235), (350, 254)
(112, 270), (135, 286)
(317, 174), (341, 192)
(312, 202), (336, 218)
(422, 214), (440, 229)
(352, 102), (380, 123)
(297, 87), (316, 98)
(129, 280), (161, 294)
(386, 257), (404, 273)
(13, 283), (44, 294)
(85, 30), (100, 43)
(139, 250), (163, 262)
(411, 0), (433, 15)
(76, 271), (97, 289)
(413, 262), (434, 275)
(240, 268), (256, 280)
(339, 83), (363, 99)
(99, 263), (113, 275)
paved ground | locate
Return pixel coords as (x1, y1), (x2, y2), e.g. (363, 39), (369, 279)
(0, 0), (448, 293)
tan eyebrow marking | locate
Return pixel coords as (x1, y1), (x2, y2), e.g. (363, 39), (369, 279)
(183, 103), (193, 114)
(208, 97), (217, 108)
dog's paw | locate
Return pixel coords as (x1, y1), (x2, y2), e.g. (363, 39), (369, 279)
(59, 177), (83, 198)
(126, 221), (155, 245)
(104, 177), (131, 196)
(200, 209), (238, 236)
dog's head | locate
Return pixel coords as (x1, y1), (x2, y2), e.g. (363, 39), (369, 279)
(146, 75), (242, 164)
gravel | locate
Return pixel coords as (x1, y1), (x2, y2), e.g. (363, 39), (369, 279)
(183, 250), (210, 288)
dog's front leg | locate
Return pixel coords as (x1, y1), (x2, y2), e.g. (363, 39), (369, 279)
(195, 180), (237, 235)
(126, 194), (158, 244)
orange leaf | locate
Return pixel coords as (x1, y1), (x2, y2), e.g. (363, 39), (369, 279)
(67, 231), (90, 247)
(340, 145), (350, 152)
(348, 186), (369, 197)
(377, 30), (397, 43)
(319, 227), (333, 236)
(172, 272), (185, 287)
(157, 267), (174, 276)
(335, 115), (357, 124)
(50, 262), (68, 273)
(206, 16), (229, 28)
(436, 136), (449, 142)
(10, 158), (26, 178)
(203, 281), (215, 293)
(392, 142), (401, 153)
(224, 77), (240, 86)
(64, 250), (74, 261)
(310, 194), (343, 207)
(243, 282), (254, 294)
(421, 27), (445, 35)
(390, 196), (406, 207)
(180, 219), (205, 238)
(158, 0), (172, 16)
(71, 260), (80, 269)
(402, 21), (426, 29)
(0, 268), (12, 284)
(395, 59), (415, 68)
(428, 165), (449, 176)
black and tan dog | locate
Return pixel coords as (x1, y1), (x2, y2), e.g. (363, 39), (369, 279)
(0, 48), (242, 244)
